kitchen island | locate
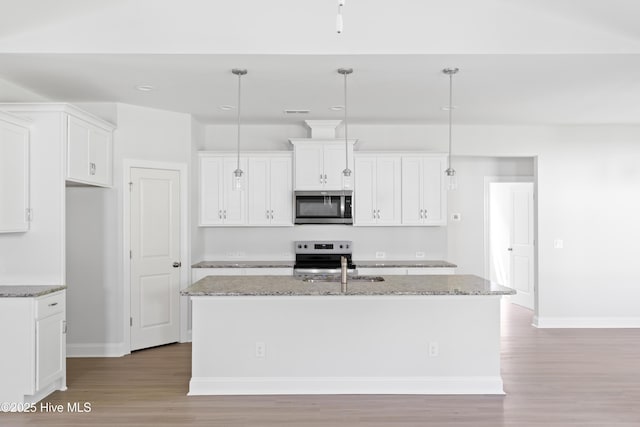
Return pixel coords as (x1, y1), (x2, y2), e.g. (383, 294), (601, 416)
(182, 275), (515, 396)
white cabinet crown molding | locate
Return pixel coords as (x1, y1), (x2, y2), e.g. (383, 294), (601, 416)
(0, 103), (115, 131)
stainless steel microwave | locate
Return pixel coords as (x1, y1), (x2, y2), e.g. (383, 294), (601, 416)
(294, 191), (353, 224)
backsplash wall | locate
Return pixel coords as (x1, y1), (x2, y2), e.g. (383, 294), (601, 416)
(199, 226), (447, 262)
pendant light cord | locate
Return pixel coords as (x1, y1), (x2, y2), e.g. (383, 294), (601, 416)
(448, 71), (453, 172)
(344, 71), (348, 171)
(236, 71), (242, 172)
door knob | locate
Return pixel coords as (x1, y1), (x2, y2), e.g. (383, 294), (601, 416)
(173, 262), (182, 268)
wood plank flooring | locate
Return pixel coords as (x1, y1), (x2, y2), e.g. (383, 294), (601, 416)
(3, 301), (640, 426)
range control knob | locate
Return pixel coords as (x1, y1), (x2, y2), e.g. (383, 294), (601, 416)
(297, 244), (302, 248)
(346, 244), (350, 249)
(304, 244), (308, 249)
(339, 244), (343, 249)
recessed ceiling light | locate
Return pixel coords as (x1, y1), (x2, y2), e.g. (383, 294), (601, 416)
(220, 105), (235, 111)
(330, 105), (344, 111)
(135, 85), (155, 92)
(442, 105), (458, 111)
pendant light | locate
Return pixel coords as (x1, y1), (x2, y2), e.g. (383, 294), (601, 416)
(232, 68), (247, 191)
(336, 0), (345, 33)
(338, 67), (353, 189)
(443, 67), (459, 191)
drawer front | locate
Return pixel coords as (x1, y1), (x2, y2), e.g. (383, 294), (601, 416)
(36, 291), (65, 319)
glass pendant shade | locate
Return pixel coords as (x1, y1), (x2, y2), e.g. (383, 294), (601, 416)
(445, 167), (457, 191)
(338, 67), (353, 190)
(233, 168), (244, 191)
(443, 67), (459, 191)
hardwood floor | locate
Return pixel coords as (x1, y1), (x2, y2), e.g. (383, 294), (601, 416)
(3, 301), (640, 426)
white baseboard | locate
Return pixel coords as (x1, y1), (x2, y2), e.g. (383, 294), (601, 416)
(188, 376), (505, 396)
(533, 316), (640, 328)
(67, 342), (129, 357)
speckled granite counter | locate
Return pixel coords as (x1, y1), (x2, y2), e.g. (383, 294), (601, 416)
(0, 285), (66, 297)
(355, 260), (457, 268)
(192, 261), (294, 268)
(182, 274), (513, 296)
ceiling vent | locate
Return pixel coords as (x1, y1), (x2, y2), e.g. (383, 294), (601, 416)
(283, 109), (311, 114)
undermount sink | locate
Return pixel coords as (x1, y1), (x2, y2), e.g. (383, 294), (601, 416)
(302, 275), (385, 283)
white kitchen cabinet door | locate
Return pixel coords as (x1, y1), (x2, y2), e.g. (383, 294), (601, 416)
(291, 140), (355, 190)
(248, 157), (271, 225)
(375, 156), (402, 225)
(354, 157), (376, 225)
(36, 311), (65, 390)
(268, 156), (293, 226)
(401, 157), (424, 225)
(323, 143), (350, 190)
(199, 156), (224, 225)
(66, 115), (112, 187)
(421, 157), (446, 225)
(0, 114), (30, 233)
(401, 155), (447, 226)
(222, 157), (248, 225)
(199, 154), (247, 226)
(294, 143), (324, 190)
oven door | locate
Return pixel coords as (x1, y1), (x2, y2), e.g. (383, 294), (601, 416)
(294, 191), (352, 224)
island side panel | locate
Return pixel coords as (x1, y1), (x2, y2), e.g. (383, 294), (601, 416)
(189, 295), (503, 395)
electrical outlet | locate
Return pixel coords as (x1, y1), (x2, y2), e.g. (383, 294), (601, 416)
(375, 252), (386, 259)
(415, 252), (425, 258)
(428, 341), (439, 357)
(553, 239), (564, 249)
(255, 342), (266, 358)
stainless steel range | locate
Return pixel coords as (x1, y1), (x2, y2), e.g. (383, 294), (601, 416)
(293, 240), (356, 276)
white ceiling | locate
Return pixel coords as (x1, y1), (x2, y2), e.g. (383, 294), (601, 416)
(0, 1), (639, 125)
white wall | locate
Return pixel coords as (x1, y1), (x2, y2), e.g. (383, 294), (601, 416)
(447, 156), (534, 276)
(65, 103), (192, 355)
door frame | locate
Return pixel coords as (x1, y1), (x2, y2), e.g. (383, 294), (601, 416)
(123, 159), (190, 354)
(483, 175), (537, 313)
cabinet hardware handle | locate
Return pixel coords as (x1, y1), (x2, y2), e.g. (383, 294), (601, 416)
(270, 210), (274, 219)
(324, 174), (327, 184)
(419, 209), (423, 219)
(219, 210), (222, 219)
(373, 209), (376, 219)
(424, 210), (427, 218)
(48, 302), (58, 307)
(266, 210), (270, 219)
(223, 210), (227, 219)
(320, 174), (323, 183)
(508, 248), (513, 251)
(377, 209), (380, 219)
(173, 261), (182, 268)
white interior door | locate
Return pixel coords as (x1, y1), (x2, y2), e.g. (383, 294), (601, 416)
(130, 167), (180, 351)
(489, 182), (535, 309)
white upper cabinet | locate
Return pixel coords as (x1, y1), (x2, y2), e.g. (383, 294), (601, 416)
(354, 155), (401, 226)
(248, 155), (293, 226)
(401, 155), (447, 226)
(0, 112), (30, 233)
(199, 154), (248, 226)
(290, 140), (355, 190)
(66, 115), (113, 187)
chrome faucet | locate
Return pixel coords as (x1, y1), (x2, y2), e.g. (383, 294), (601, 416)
(340, 256), (348, 293)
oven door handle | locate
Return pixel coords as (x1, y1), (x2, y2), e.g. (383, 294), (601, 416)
(340, 195), (345, 218)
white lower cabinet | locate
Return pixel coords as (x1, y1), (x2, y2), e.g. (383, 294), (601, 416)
(0, 290), (66, 405)
(0, 112), (30, 233)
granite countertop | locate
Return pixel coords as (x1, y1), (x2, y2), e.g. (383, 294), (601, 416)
(0, 285), (67, 297)
(182, 274), (514, 296)
(191, 261), (295, 268)
(355, 260), (457, 268)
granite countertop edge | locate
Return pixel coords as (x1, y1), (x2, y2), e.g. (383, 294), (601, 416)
(0, 285), (67, 298)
